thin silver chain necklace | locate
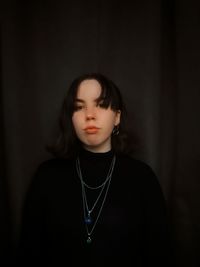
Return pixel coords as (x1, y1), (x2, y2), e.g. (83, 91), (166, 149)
(76, 155), (116, 243)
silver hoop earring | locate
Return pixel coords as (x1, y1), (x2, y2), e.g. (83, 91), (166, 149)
(112, 125), (119, 135)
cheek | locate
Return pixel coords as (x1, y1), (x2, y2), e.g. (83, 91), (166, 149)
(72, 114), (84, 135)
(72, 115), (79, 131)
(104, 116), (117, 133)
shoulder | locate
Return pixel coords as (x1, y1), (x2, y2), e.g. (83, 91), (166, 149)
(116, 153), (162, 189)
(117, 154), (167, 206)
(29, 157), (75, 188)
(116, 153), (155, 176)
(24, 157), (76, 201)
(35, 157), (73, 174)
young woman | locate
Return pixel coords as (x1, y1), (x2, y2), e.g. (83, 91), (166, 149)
(17, 73), (174, 266)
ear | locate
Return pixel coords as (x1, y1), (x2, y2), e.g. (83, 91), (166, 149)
(114, 110), (121, 126)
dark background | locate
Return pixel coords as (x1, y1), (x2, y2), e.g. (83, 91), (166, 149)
(0, 0), (200, 266)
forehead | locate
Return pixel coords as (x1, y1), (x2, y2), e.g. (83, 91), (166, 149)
(76, 79), (102, 100)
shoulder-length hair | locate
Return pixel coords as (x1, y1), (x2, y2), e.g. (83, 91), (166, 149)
(46, 73), (136, 158)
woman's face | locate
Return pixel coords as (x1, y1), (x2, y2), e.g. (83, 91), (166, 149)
(72, 79), (121, 153)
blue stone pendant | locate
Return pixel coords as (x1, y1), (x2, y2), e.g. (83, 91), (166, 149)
(85, 214), (92, 224)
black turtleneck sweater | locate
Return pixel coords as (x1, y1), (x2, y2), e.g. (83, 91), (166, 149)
(17, 150), (174, 266)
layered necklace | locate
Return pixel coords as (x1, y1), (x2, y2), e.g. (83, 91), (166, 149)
(76, 154), (116, 244)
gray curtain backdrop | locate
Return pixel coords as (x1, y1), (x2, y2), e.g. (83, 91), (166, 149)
(1, 0), (200, 266)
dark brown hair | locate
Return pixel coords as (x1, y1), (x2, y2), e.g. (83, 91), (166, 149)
(46, 73), (137, 158)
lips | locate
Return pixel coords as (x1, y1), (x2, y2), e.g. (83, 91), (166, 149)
(84, 126), (99, 134)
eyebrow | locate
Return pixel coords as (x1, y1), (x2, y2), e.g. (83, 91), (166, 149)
(75, 97), (101, 103)
(75, 98), (84, 103)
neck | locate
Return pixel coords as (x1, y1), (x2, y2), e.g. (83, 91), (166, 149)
(83, 144), (111, 153)
(78, 147), (114, 187)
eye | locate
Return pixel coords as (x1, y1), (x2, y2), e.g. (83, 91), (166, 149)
(96, 100), (108, 109)
(73, 105), (84, 111)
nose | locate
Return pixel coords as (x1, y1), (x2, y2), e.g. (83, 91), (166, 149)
(85, 107), (96, 120)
